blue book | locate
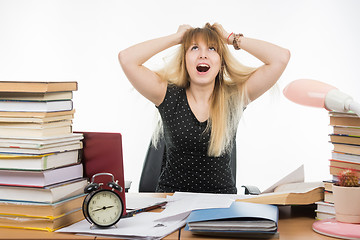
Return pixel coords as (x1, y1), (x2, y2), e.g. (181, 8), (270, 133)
(185, 201), (279, 238)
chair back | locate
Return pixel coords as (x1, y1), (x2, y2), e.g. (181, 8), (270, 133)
(139, 138), (237, 192)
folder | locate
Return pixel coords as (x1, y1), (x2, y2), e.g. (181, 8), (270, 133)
(185, 201), (279, 238)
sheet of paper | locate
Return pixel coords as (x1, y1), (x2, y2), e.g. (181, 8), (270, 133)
(154, 192), (236, 222)
(126, 193), (166, 210)
(262, 164), (305, 193)
(57, 212), (186, 240)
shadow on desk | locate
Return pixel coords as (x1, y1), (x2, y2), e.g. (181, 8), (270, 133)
(279, 204), (317, 219)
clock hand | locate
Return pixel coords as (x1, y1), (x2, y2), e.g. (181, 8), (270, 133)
(92, 206), (107, 212)
(92, 205), (115, 212)
(93, 208), (104, 212)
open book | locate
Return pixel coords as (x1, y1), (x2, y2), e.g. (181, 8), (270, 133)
(238, 165), (324, 205)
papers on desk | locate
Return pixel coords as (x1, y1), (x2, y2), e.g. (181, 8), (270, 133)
(262, 164), (305, 193)
(57, 212), (186, 240)
(156, 192), (237, 222)
(125, 194), (166, 210)
(57, 192), (237, 240)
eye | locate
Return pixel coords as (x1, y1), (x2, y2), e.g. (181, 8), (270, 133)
(209, 46), (216, 51)
(190, 45), (198, 51)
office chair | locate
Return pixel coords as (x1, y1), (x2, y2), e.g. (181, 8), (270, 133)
(138, 138), (237, 192)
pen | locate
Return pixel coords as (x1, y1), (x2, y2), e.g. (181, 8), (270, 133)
(122, 201), (167, 218)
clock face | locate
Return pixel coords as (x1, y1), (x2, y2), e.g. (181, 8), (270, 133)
(84, 189), (123, 227)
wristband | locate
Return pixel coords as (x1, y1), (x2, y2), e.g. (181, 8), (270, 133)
(227, 32), (233, 44)
(233, 33), (244, 50)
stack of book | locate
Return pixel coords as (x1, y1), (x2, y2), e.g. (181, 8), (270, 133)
(316, 111), (360, 220)
(0, 81), (88, 231)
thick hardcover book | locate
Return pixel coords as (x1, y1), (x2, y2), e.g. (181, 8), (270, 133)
(0, 178), (88, 203)
(77, 131), (127, 215)
(238, 182), (324, 205)
(0, 91), (73, 101)
(0, 163), (83, 187)
(330, 165), (360, 178)
(0, 125), (72, 138)
(0, 109), (75, 118)
(333, 126), (360, 137)
(0, 150), (80, 170)
(0, 194), (85, 218)
(0, 133), (83, 148)
(0, 99), (73, 112)
(0, 81), (77, 93)
(0, 141), (82, 154)
(0, 114), (74, 123)
(0, 119), (72, 129)
(239, 165), (324, 205)
(185, 201), (278, 238)
(332, 142), (360, 155)
(330, 134), (360, 145)
(0, 208), (84, 231)
(330, 159), (360, 171)
(330, 114), (360, 127)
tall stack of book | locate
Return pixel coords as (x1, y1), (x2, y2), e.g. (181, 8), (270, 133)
(316, 111), (360, 220)
(0, 81), (88, 231)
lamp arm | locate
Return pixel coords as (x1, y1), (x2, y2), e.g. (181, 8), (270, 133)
(325, 89), (360, 117)
(349, 101), (360, 117)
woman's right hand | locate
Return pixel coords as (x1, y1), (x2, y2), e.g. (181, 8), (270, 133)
(175, 24), (192, 43)
(119, 24), (193, 106)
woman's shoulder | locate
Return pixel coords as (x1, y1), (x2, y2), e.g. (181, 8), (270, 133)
(165, 84), (186, 98)
(157, 84), (185, 109)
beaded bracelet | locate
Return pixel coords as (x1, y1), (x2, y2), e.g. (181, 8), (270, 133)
(233, 33), (244, 50)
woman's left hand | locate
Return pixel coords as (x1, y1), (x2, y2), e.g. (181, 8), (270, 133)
(213, 23), (231, 44)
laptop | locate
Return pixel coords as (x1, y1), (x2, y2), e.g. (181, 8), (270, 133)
(76, 131), (127, 215)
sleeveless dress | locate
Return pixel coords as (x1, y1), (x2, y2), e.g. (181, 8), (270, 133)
(155, 85), (237, 194)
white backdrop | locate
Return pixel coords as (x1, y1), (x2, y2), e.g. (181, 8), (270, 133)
(0, 0), (359, 192)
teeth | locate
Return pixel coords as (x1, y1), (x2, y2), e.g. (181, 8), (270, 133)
(198, 64), (209, 67)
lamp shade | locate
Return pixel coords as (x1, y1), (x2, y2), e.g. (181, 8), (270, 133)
(283, 79), (360, 117)
(283, 79), (337, 108)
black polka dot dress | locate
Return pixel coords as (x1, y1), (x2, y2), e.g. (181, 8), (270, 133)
(155, 85), (237, 194)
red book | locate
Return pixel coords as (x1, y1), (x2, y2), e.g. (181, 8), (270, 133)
(77, 131), (126, 215)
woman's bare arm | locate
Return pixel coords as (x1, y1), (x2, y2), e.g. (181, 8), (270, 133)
(118, 25), (191, 106)
(215, 23), (290, 101)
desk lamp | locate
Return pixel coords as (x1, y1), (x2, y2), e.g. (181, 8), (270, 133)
(283, 79), (360, 117)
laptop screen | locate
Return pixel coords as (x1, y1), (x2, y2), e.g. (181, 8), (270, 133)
(76, 131), (126, 215)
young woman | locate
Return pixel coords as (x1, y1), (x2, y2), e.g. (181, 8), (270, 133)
(119, 23), (290, 194)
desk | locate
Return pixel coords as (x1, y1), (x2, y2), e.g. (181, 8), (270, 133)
(0, 193), (336, 240)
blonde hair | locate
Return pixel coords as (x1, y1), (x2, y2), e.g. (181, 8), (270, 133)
(154, 23), (257, 156)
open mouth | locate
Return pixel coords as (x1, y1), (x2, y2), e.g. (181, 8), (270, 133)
(196, 64), (210, 73)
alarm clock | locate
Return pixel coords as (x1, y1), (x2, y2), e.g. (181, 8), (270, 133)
(82, 173), (124, 228)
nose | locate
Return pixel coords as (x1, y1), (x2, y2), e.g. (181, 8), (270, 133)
(199, 48), (208, 59)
